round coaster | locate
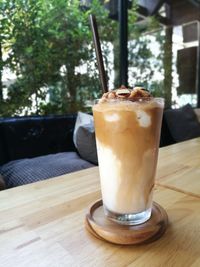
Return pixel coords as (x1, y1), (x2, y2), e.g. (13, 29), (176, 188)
(85, 200), (168, 245)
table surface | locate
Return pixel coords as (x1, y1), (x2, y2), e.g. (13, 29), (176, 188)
(0, 138), (200, 267)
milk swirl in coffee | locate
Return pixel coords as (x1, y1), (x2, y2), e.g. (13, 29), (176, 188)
(93, 87), (164, 225)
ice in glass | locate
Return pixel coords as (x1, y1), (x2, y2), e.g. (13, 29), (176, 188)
(93, 87), (164, 225)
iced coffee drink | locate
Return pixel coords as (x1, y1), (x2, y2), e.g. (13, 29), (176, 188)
(93, 87), (164, 225)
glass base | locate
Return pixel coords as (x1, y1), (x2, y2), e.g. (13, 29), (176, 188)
(104, 206), (152, 225)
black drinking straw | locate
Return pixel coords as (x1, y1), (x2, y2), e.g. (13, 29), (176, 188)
(89, 14), (108, 93)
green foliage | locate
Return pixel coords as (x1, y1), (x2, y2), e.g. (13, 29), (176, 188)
(128, 8), (164, 92)
(0, 0), (117, 116)
(0, 0), (165, 117)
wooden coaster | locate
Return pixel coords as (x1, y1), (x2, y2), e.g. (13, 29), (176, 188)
(85, 200), (168, 245)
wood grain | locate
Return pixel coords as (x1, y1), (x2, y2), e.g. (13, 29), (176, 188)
(0, 138), (200, 266)
(156, 137), (200, 197)
(85, 200), (168, 245)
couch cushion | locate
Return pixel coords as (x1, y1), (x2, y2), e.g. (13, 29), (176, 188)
(73, 112), (98, 164)
(0, 175), (5, 190)
(1, 115), (77, 163)
(164, 104), (200, 142)
(0, 120), (8, 165)
(159, 114), (175, 147)
(194, 109), (200, 123)
(0, 152), (94, 188)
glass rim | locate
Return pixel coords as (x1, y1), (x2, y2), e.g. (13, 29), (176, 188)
(94, 97), (164, 104)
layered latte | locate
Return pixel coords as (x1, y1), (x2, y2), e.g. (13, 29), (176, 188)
(93, 87), (164, 224)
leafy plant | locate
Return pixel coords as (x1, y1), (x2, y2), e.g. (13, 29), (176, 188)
(0, 0), (167, 116)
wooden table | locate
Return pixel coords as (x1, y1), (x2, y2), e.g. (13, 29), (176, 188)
(0, 138), (200, 267)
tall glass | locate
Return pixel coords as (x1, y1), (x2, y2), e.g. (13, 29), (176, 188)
(93, 97), (164, 225)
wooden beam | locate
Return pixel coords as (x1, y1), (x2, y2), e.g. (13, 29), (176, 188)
(170, 1), (200, 25)
(137, 5), (149, 17)
(155, 14), (171, 26)
(137, 5), (171, 26)
(163, 26), (173, 108)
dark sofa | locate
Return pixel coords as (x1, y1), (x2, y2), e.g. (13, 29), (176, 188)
(0, 113), (175, 166)
(160, 105), (200, 146)
(0, 105), (200, 189)
(0, 115), (77, 165)
(0, 115), (95, 189)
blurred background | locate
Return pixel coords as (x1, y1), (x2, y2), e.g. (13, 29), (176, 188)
(1, 0), (200, 117)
